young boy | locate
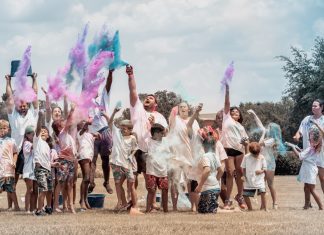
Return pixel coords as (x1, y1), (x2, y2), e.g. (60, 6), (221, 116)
(0, 119), (19, 211)
(241, 142), (267, 211)
(103, 107), (142, 214)
(145, 123), (170, 213)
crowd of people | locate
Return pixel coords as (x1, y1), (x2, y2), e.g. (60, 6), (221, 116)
(0, 65), (324, 216)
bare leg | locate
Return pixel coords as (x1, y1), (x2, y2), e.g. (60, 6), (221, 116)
(266, 171), (277, 206)
(146, 188), (156, 212)
(244, 196), (252, 211)
(67, 178), (75, 213)
(308, 184), (323, 210)
(31, 181), (38, 212)
(260, 192), (267, 211)
(162, 189), (168, 213)
(318, 167), (324, 195)
(304, 184), (311, 209)
(101, 154), (113, 194)
(37, 191), (46, 212)
(25, 179), (33, 212)
(225, 157), (235, 208)
(80, 160), (91, 209)
(234, 155), (244, 196)
(170, 183), (178, 211)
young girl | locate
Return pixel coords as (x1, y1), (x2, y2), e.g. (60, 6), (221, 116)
(195, 126), (223, 213)
(76, 120), (99, 211)
(287, 125), (323, 210)
(221, 84), (249, 209)
(34, 112), (60, 216)
(22, 125), (38, 213)
(247, 109), (286, 209)
(52, 106), (77, 213)
(241, 142), (267, 211)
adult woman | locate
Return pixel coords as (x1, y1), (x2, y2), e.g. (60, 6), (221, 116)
(294, 99), (324, 196)
(168, 102), (200, 211)
(221, 84), (248, 209)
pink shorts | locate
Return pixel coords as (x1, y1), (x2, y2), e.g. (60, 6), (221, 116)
(145, 174), (168, 190)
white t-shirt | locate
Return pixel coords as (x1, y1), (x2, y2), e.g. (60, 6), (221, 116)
(130, 97), (168, 152)
(241, 153), (267, 189)
(57, 131), (77, 162)
(89, 89), (111, 133)
(215, 141), (228, 162)
(221, 112), (248, 153)
(33, 136), (51, 171)
(198, 152), (221, 192)
(8, 106), (38, 152)
(0, 137), (18, 177)
(298, 115), (324, 149)
(168, 116), (200, 166)
(146, 138), (171, 177)
(77, 131), (94, 161)
(110, 124), (138, 169)
(23, 140), (35, 179)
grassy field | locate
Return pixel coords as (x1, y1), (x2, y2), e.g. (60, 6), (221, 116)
(0, 175), (323, 235)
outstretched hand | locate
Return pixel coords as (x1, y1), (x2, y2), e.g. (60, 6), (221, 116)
(41, 87), (48, 95)
(31, 72), (37, 80)
(5, 74), (11, 82)
(247, 109), (255, 115)
(126, 65), (133, 76)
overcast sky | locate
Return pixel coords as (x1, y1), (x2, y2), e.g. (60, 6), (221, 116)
(0, 0), (323, 113)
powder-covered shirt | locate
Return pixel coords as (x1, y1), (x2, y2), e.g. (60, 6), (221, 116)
(8, 106), (38, 152)
(77, 131), (94, 161)
(197, 152), (221, 192)
(298, 115), (324, 149)
(0, 137), (18, 177)
(110, 124), (138, 169)
(241, 153), (267, 189)
(221, 112), (248, 153)
(57, 131), (77, 162)
(33, 136), (51, 171)
(130, 97), (168, 152)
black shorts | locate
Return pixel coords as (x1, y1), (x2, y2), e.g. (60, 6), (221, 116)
(135, 149), (146, 174)
(15, 149), (24, 175)
(224, 148), (242, 157)
(190, 180), (198, 193)
(94, 126), (113, 157)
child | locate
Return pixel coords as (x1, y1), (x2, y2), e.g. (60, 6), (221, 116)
(0, 119), (19, 211)
(145, 123), (170, 213)
(287, 125), (323, 210)
(195, 126), (224, 213)
(33, 112), (60, 216)
(76, 120), (99, 211)
(103, 108), (141, 214)
(22, 125), (38, 213)
(52, 106), (77, 213)
(241, 142), (267, 211)
(247, 109), (286, 209)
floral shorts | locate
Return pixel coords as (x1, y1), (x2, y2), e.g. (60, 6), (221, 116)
(145, 174), (168, 190)
(111, 164), (134, 182)
(34, 167), (53, 192)
(0, 177), (15, 193)
(56, 159), (75, 183)
(198, 189), (220, 214)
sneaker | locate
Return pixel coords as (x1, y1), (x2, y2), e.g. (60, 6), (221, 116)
(44, 206), (53, 215)
(34, 210), (47, 216)
(235, 194), (247, 210)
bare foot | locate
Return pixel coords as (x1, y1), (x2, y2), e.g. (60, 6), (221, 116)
(130, 207), (144, 215)
(104, 183), (113, 194)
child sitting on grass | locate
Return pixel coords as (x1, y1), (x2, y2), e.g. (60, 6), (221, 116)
(195, 126), (224, 213)
(145, 123), (170, 213)
(241, 142), (267, 211)
(0, 119), (19, 211)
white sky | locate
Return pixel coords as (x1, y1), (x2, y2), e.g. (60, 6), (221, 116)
(0, 0), (323, 113)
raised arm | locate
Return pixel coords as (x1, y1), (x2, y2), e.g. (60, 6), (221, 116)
(63, 95), (68, 119)
(187, 103), (202, 138)
(63, 103), (75, 133)
(5, 75), (14, 114)
(36, 111), (44, 137)
(224, 84), (230, 115)
(41, 87), (51, 124)
(31, 73), (39, 110)
(126, 65), (138, 107)
(102, 107), (120, 130)
(105, 70), (114, 94)
(168, 106), (178, 130)
(247, 109), (266, 143)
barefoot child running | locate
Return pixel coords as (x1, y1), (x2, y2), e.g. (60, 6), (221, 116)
(0, 120), (19, 211)
(241, 142), (267, 211)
